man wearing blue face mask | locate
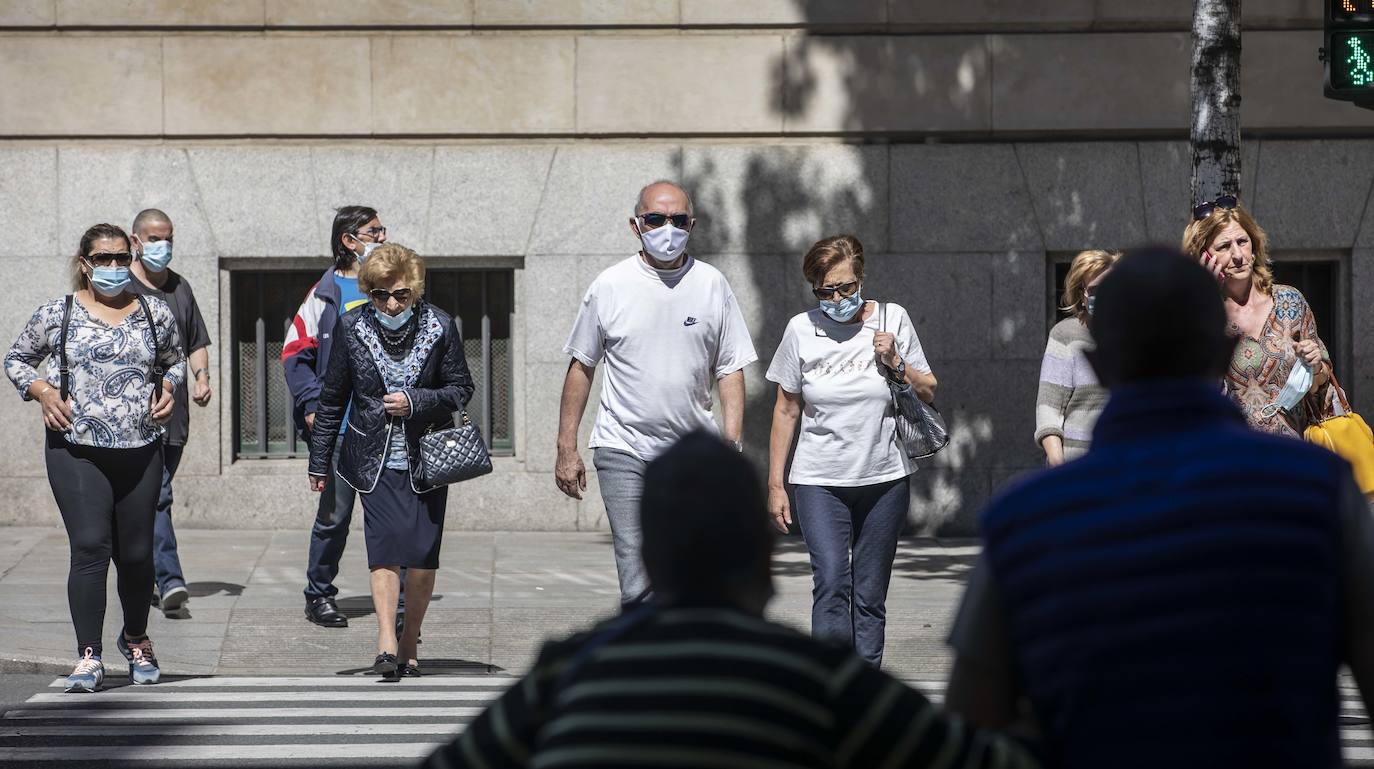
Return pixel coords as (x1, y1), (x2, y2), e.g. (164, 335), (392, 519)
(284, 205), (399, 630)
(555, 180), (759, 610)
(129, 209), (212, 618)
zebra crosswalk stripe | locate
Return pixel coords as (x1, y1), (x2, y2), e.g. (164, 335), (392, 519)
(1, 676), (1371, 765)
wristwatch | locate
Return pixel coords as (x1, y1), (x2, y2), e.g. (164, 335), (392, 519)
(731, 440), (743, 453)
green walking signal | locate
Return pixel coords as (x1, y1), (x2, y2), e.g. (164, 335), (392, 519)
(1324, 0), (1374, 104)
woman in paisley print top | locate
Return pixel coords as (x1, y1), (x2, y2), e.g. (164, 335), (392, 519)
(308, 244), (474, 680)
(5, 223), (184, 692)
(1182, 200), (1334, 438)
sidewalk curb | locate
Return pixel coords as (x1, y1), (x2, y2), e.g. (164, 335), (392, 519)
(0, 655), (74, 676)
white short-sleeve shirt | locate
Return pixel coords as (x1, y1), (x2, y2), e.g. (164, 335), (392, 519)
(564, 255), (759, 461)
(766, 302), (931, 487)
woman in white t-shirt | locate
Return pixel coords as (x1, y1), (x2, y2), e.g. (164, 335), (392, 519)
(765, 235), (937, 668)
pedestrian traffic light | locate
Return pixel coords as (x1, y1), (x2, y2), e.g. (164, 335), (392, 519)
(1325, 0), (1374, 103)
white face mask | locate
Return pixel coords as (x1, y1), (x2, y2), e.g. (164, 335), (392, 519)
(1261, 361), (1313, 417)
(638, 222), (690, 264)
(352, 235), (381, 264)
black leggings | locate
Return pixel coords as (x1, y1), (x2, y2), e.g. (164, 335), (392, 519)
(45, 432), (162, 658)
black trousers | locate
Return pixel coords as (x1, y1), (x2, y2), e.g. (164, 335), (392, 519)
(45, 431), (162, 658)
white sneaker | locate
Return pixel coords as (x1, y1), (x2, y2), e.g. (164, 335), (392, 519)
(64, 648), (104, 693)
(160, 584), (189, 615)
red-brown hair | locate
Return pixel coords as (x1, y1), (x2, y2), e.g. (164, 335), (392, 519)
(802, 235), (865, 287)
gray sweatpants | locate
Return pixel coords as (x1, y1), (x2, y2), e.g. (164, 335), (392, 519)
(592, 448), (651, 607)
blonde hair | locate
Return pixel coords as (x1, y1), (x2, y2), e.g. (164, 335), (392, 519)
(1181, 202), (1274, 295)
(358, 244), (425, 296)
(1061, 249), (1119, 322)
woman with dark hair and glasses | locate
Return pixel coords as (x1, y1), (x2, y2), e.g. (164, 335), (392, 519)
(764, 234), (937, 668)
(1182, 197), (1335, 437)
(5, 223), (184, 692)
(308, 244), (474, 679)
(284, 205), (392, 629)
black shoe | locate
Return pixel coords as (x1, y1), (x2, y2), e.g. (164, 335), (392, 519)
(401, 662), (421, 677)
(305, 596), (348, 628)
(374, 652), (399, 679)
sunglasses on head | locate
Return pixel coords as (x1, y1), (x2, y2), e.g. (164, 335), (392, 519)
(85, 252), (133, 267)
(812, 281), (860, 301)
(638, 212), (691, 230)
(1192, 195), (1237, 221)
(369, 288), (413, 303)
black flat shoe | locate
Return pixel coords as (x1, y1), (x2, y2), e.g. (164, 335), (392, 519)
(374, 652), (399, 679)
(306, 596), (348, 628)
(401, 662), (421, 677)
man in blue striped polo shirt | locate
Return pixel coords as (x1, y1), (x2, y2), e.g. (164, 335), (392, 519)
(944, 247), (1374, 769)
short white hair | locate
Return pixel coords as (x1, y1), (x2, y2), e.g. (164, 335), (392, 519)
(634, 180), (694, 217)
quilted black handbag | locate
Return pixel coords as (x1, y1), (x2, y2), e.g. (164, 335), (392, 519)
(880, 303), (949, 459)
(415, 412), (493, 489)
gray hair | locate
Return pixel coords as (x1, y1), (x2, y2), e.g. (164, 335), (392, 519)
(131, 208), (172, 235)
(634, 180), (694, 217)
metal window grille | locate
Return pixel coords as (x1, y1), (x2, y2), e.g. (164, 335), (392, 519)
(232, 268), (516, 459)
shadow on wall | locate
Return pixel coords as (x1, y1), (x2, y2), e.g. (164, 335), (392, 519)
(682, 7), (1004, 537)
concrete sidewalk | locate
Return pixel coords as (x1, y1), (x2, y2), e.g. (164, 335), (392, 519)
(0, 528), (978, 680)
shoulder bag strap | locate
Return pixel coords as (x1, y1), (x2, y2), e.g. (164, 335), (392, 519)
(135, 295), (166, 393)
(58, 294), (73, 401)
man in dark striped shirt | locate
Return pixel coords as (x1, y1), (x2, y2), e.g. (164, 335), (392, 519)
(424, 432), (1038, 769)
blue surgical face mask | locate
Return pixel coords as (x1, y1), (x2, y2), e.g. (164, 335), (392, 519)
(375, 304), (414, 331)
(819, 291), (864, 323)
(89, 265), (131, 297)
(1261, 360), (1314, 417)
(140, 240), (173, 272)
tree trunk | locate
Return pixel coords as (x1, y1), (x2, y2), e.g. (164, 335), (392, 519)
(1191, 0), (1242, 208)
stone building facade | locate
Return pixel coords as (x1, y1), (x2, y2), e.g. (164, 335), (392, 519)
(1, 1), (1371, 533)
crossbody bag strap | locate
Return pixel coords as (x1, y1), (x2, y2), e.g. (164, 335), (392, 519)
(135, 295), (166, 393)
(58, 294), (73, 401)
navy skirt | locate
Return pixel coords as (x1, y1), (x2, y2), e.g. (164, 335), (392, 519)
(361, 469), (447, 569)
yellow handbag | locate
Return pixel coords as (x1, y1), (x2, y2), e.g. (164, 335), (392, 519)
(1302, 374), (1374, 496)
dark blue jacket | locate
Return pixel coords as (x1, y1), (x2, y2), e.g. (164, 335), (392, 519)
(982, 380), (1348, 769)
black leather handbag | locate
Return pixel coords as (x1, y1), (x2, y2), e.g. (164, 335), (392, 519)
(880, 303), (949, 459)
(415, 412), (493, 489)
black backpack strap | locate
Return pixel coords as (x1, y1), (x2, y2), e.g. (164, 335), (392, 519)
(58, 295), (73, 401)
(135, 295), (166, 394)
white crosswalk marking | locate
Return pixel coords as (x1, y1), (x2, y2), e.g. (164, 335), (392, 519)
(1, 675), (510, 766)
(0, 676), (1371, 766)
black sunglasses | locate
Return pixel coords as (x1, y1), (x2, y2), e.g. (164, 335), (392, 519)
(1192, 195), (1237, 221)
(812, 281), (860, 301)
(639, 212), (691, 230)
(85, 252), (134, 267)
(369, 288), (413, 303)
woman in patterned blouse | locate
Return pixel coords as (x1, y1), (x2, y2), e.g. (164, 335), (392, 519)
(5, 223), (184, 693)
(307, 244), (474, 680)
(1182, 199), (1333, 438)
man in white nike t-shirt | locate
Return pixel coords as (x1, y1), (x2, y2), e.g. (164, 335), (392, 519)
(555, 180), (759, 608)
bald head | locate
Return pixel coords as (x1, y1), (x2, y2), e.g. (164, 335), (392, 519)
(635, 181), (693, 217)
(131, 209), (173, 239)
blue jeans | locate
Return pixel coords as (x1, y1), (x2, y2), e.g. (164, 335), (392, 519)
(592, 448), (650, 608)
(152, 443), (186, 595)
(794, 477), (909, 667)
(303, 436), (404, 608)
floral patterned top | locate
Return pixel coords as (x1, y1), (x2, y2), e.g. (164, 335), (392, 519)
(5, 295), (186, 449)
(1224, 284), (1335, 439)
(353, 305), (444, 469)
